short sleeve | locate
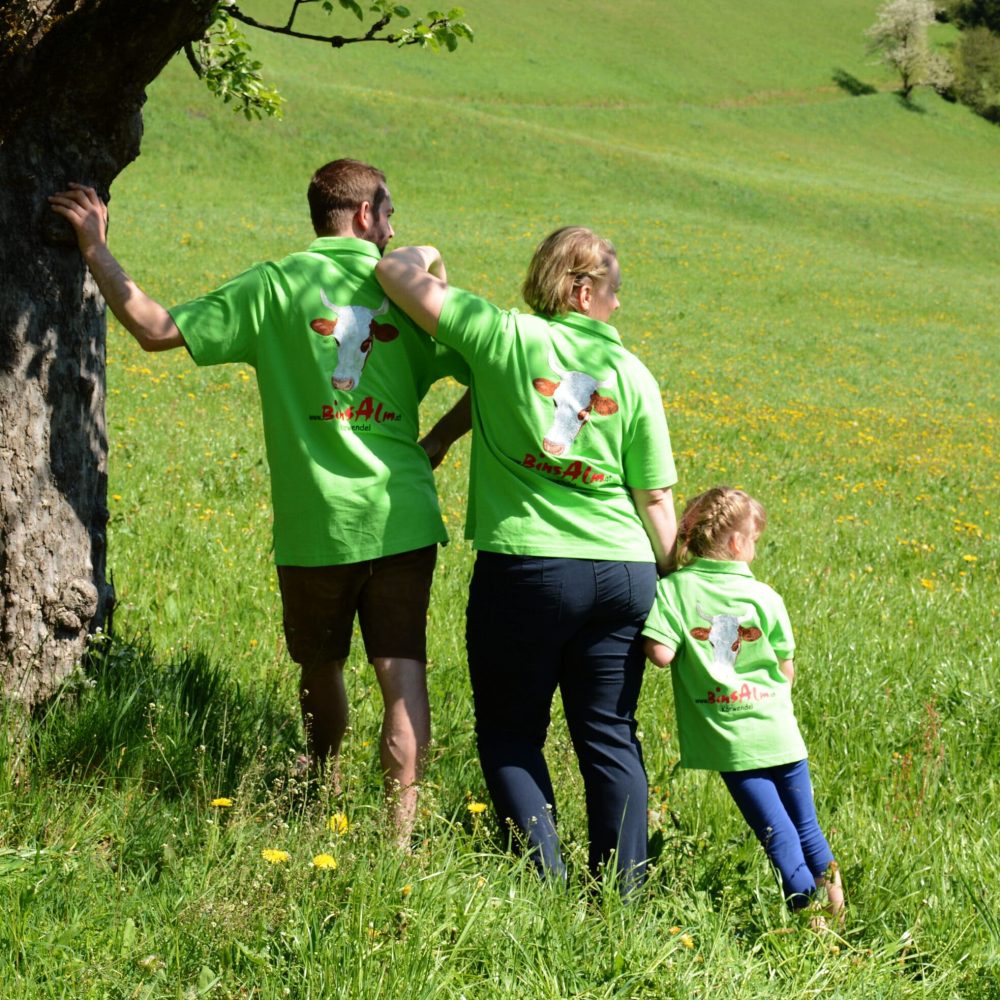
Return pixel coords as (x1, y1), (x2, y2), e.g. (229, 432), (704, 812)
(622, 364), (677, 490)
(769, 593), (796, 660)
(169, 264), (270, 368)
(642, 579), (684, 650)
(437, 286), (511, 365)
(432, 340), (471, 386)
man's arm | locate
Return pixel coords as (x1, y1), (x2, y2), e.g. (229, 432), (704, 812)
(779, 659), (795, 685)
(48, 184), (185, 352)
(419, 389), (471, 469)
(630, 486), (677, 577)
(375, 245), (449, 337)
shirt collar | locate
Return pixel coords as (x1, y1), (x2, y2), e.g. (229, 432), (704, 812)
(307, 236), (382, 259)
(549, 311), (623, 345)
(685, 557), (756, 579)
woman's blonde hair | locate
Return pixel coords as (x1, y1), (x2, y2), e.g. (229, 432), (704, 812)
(522, 226), (616, 316)
(676, 487), (767, 566)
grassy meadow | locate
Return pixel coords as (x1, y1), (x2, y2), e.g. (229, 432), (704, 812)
(4, 0), (999, 995)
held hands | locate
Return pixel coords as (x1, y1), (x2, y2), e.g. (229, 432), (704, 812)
(418, 431), (449, 470)
(47, 183), (109, 258)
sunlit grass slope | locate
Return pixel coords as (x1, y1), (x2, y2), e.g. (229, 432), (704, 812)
(7, 0), (997, 995)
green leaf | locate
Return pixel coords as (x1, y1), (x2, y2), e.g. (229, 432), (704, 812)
(337, 0), (364, 19)
(121, 917), (137, 955)
(196, 966), (220, 994)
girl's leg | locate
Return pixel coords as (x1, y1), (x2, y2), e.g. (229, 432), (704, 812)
(773, 759), (843, 920)
(561, 561), (656, 895)
(466, 552), (570, 879)
(720, 768), (817, 909)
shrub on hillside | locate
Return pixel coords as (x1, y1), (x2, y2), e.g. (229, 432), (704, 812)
(954, 25), (1000, 119)
(944, 0), (1000, 32)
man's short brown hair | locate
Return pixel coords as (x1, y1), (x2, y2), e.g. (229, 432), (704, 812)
(308, 158), (388, 236)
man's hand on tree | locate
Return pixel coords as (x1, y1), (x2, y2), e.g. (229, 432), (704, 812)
(48, 183), (109, 257)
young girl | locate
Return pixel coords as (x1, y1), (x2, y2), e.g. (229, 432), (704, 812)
(643, 487), (844, 922)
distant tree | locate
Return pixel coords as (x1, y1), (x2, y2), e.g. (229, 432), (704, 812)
(0, 0), (471, 707)
(954, 25), (1000, 118)
(866, 0), (938, 98)
(945, 0), (1000, 32)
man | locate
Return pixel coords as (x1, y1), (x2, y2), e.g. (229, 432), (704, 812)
(50, 159), (470, 843)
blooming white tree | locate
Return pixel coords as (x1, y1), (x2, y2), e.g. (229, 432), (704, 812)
(866, 0), (938, 97)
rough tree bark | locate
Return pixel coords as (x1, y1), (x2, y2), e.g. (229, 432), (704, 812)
(0, 0), (216, 706)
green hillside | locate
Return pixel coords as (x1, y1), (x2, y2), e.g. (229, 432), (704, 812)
(108, 0), (998, 657)
(9, 1), (998, 996)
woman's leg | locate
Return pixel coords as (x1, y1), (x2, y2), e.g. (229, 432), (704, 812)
(466, 552), (571, 879)
(560, 561), (656, 894)
(720, 766), (818, 909)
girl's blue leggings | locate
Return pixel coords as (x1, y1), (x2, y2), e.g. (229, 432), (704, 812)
(720, 759), (834, 910)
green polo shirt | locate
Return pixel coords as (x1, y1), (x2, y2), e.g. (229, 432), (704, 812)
(643, 558), (806, 771)
(170, 237), (468, 566)
(436, 286), (676, 561)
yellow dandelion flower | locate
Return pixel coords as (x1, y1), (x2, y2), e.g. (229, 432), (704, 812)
(210, 797), (233, 808)
(679, 933), (695, 950)
(261, 848), (290, 864)
(669, 926), (682, 935)
(401, 884), (412, 897)
(311, 853), (337, 870)
(919, 578), (936, 591)
(467, 801), (487, 815)
(962, 554), (978, 563)
(329, 813), (350, 835)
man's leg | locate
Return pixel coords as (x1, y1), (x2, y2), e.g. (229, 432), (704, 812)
(357, 545), (437, 847)
(299, 657), (349, 768)
(277, 565), (362, 785)
(372, 657), (430, 846)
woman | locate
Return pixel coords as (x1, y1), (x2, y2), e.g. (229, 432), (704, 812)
(376, 228), (677, 891)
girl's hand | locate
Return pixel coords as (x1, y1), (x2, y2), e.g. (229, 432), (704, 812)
(644, 639), (675, 668)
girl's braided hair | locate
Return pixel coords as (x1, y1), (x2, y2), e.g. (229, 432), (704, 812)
(676, 487), (767, 566)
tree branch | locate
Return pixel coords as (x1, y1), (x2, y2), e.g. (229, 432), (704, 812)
(226, 4), (455, 48)
(184, 41), (204, 77)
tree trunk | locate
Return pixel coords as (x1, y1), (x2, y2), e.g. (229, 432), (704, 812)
(0, 0), (215, 706)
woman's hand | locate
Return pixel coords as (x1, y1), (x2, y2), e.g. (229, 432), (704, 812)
(375, 246), (449, 335)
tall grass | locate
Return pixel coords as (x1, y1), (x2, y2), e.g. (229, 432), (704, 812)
(4, 0), (998, 995)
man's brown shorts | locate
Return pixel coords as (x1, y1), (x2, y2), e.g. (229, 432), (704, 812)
(277, 545), (438, 667)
